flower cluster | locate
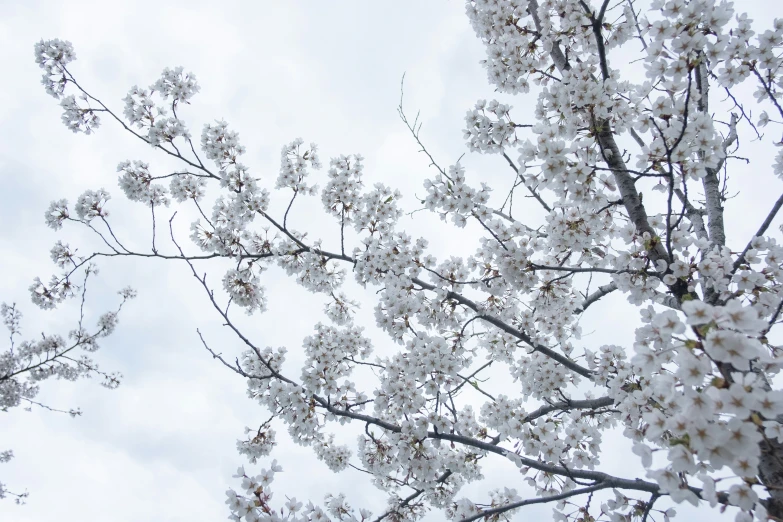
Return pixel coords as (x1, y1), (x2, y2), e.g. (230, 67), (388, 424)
(222, 267), (267, 314)
(277, 138), (320, 194)
(301, 323), (372, 398)
(74, 188), (110, 222)
(202, 120), (246, 169)
(321, 154), (364, 222)
(151, 66), (200, 105)
(122, 67), (198, 147)
(49, 240), (76, 269)
(225, 462), (372, 522)
(33, 40), (101, 134)
(44, 199), (69, 230)
(236, 425), (276, 465)
(422, 163), (491, 227)
(463, 99), (517, 153)
(59, 94), (101, 134)
(169, 173), (207, 203)
(34, 38), (74, 99)
(116, 160), (169, 207)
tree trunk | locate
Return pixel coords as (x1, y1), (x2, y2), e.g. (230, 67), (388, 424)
(759, 418), (783, 517)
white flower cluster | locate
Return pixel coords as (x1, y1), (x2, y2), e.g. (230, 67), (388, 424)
(34, 38), (74, 99)
(116, 160), (169, 207)
(463, 99), (517, 153)
(49, 240), (75, 269)
(44, 199), (69, 230)
(123, 86), (156, 127)
(151, 66), (200, 104)
(236, 425), (276, 464)
(225, 462), (372, 522)
(222, 267), (267, 315)
(353, 183), (402, 238)
(28, 275), (74, 310)
(122, 67), (199, 147)
(323, 292), (359, 326)
(59, 94), (100, 135)
(148, 117), (190, 147)
(277, 138), (320, 194)
(546, 205), (612, 254)
(422, 163), (490, 227)
(321, 154), (364, 222)
(74, 188), (110, 222)
(185, 138), (269, 261)
(278, 245), (346, 295)
(300, 323), (371, 398)
(619, 297), (783, 493)
(169, 173), (207, 203)
(202, 120), (246, 169)
(35, 40), (101, 134)
(313, 435), (352, 472)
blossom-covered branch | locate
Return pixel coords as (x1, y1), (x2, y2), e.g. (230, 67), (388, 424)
(26, 2), (783, 521)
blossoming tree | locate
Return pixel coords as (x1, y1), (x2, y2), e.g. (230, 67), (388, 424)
(1, 271), (134, 502)
(21, 0), (783, 520)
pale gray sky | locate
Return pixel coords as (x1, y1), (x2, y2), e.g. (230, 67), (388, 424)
(0, 1), (779, 521)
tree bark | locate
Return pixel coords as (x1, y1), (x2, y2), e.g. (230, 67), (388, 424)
(758, 429), (783, 517)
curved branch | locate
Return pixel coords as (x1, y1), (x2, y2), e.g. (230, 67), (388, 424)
(459, 483), (610, 522)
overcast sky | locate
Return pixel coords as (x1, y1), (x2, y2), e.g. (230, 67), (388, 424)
(0, 1), (780, 521)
